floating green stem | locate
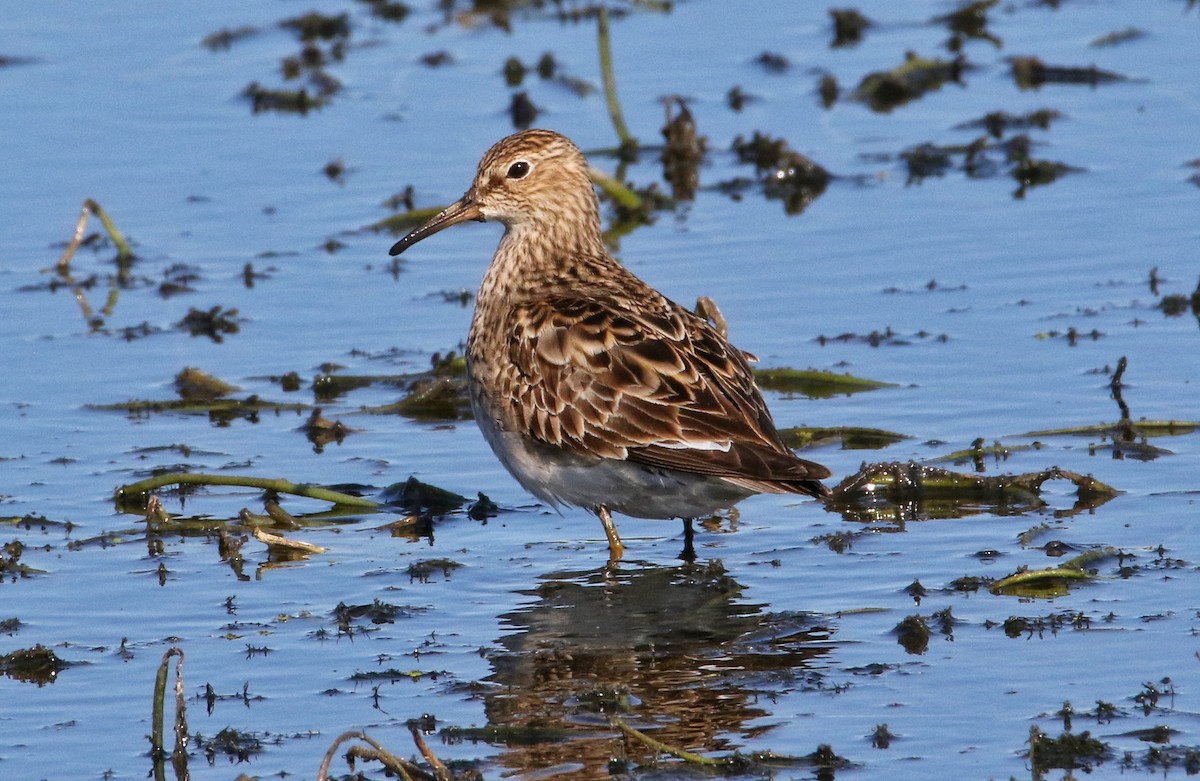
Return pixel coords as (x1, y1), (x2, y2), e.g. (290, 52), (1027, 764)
(115, 473), (382, 510)
(613, 718), (720, 766)
(990, 547), (1118, 596)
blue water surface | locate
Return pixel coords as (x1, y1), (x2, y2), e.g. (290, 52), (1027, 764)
(2, 1), (1199, 779)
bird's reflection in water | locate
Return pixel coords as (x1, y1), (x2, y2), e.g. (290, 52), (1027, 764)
(463, 561), (837, 778)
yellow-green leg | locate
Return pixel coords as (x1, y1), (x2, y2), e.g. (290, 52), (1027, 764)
(596, 505), (624, 561)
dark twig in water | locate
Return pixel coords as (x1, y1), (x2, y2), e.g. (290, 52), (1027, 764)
(1109, 355), (1131, 423)
(408, 721), (453, 781)
(316, 729), (442, 781)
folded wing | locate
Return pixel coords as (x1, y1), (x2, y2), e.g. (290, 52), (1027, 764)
(501, 295), (830, 498)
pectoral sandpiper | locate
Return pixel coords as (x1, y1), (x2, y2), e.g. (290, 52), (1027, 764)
(390, 129), (830, 560)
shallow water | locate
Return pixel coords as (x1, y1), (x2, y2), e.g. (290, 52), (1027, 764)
(2, 1), (1199, 779)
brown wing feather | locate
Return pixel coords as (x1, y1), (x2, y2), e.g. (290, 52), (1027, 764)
(502, 295), (830, 496)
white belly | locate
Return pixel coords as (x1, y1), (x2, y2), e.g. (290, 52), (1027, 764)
(472, 395), (752, 520)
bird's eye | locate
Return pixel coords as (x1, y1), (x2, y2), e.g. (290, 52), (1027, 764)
(506, 161), (531, 179)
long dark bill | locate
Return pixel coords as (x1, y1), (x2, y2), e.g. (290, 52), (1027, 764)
(389, 192), (483, 256)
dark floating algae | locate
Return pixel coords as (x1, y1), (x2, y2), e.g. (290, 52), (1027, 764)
(830, 8), (871, 48)
(1012, 687), (1200, 779)
(89, 395), (309, 423)
(442, 723), (574, 746)
(989, 611), (1091, 639)
(300, 408), (354, 452)
(503, 51), (595, 96)
(816, 325), (949, 347)
(871, 723), (896, 749)
(854, 51), (966, 112)
(818, 73), (839, 108)
(229, 9), (354, 114)
(726, 84), (754, 112)
(1154, 274), (1200, 322)
(0, 54), (37, 67)
(368, 376), (473, 421)
(1011, 55), (1127, 90)
(893, 614), (931, 655)
(509, 90), (538, 129)
(333, 599), (425, 633)
(359, 0), (411, 24)
(348, 667), (446, 682)
(728, 132), (831, 214)
(197, 727), (264, 763)
(1186, 160), (1200, 189)
(178, 305), (242, 342)
(1, 539), (47, 581)
(201, 25), (259, 51)
(754, 367), (896, 398)
(1, 644), (68, 685)
(377, 476), (468, 516)
(175, 366), (238, 401)
(660, 98), (706, 201)
(243, 82), (329, 115)
(955, 107), (1062, 138)
(755, 50), (791, 73)
(935, 0), (1001, 49)
(407, 557), (463, 583)
(897, 131), (1080, 197)
(1028, 726), (1110, 776)
(312, 371), (380, 401)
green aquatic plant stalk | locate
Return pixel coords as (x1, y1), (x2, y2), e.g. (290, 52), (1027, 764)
(86, 199), (136, 263)
(588, 165), (642, 209)
(116, 473), (382, 509)
(597, 7), (635, 148)
(150, 652), (171, 760)
(57, 199), (135, 272)
(150, 647), (188, 781)
(613, 718), (720, 766)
